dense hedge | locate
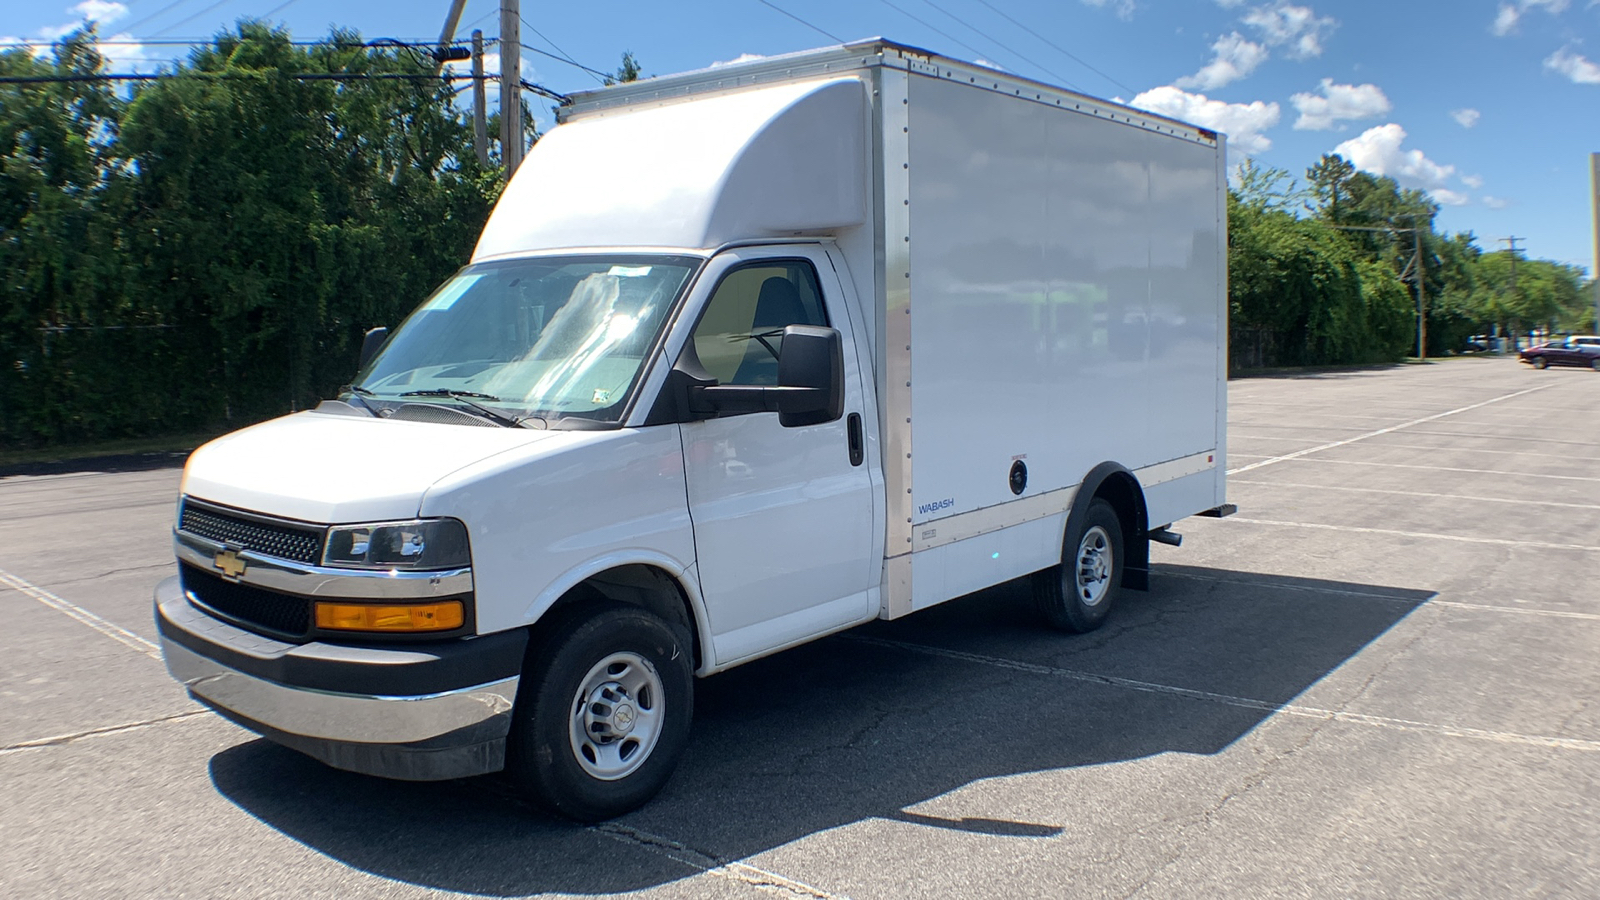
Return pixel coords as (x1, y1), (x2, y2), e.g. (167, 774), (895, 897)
(1, 25), (501, 448)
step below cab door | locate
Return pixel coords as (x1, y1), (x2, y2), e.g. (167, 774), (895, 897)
(664, 244), (876, 668)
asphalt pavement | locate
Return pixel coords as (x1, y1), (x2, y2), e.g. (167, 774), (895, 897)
(2, 355), (1597, 898)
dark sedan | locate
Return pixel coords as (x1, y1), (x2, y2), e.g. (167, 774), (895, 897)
(1520, 340), (1600, 370)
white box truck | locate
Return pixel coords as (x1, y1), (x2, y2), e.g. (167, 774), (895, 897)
(156, 39), (1232, 821)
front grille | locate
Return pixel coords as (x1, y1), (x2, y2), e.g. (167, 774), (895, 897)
(180, 564), (310, 638)
(179, 501), (324, 564)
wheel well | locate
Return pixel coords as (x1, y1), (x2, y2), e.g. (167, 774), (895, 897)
(540, 566), (703, 670)
(1092, 470), (1149, 591)
(1093, 471), (1146, 538)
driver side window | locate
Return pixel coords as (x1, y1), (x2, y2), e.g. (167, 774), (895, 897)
(690, 260), (829, 386)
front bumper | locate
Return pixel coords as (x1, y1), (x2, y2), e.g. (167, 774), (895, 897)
(156, 576), (527, 781)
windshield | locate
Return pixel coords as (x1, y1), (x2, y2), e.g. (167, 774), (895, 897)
(354, 255), (700, 425)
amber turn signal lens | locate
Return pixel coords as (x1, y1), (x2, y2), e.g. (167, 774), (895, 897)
(314, 601), (464, 632)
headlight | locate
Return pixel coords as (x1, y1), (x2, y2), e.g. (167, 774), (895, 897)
(322, 519), (471, 570)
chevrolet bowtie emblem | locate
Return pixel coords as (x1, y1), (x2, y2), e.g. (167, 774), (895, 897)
(213, 548), (247, 581)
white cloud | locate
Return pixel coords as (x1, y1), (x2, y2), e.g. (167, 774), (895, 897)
(1483, 196), (1512, 209)
(1451, 108), (1481, 128)
(72, 0), (127, 24)
(1333, 123), (1463, 203)
(1131, 85), (1281, 155)
(1462, 174), (1485, 189)
(1545, 47), (1600, 83)
(1175, 32), (1268, 90)
(1082, 0), (1137, 20)
(1290, 79), (1390, 129)
(1242, 3), (1337, 59)
(710, 53), (764, 68)
(1493, 0), (1570, 36)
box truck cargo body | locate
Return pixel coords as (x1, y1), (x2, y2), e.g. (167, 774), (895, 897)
(156, 40), (1231, 821)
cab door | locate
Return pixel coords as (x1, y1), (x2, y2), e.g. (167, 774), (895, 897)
(672, 245), (876, 667)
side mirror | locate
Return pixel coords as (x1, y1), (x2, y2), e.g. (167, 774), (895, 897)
(357, 326), (389, 372)
(775, 325), (844, 427)
(670, 325), (845, 427)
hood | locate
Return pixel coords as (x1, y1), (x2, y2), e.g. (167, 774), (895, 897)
(181, 410), (559, 524)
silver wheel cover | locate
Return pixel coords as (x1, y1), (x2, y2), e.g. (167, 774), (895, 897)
(1075, 525), (1114, 607)
(568, 651), (665, 781)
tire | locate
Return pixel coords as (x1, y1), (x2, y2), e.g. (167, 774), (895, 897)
(1532, 356), (1548, 369)
(1034, 498), (1124, 633)
(1590, 357), (1599, 371)
(506, 602), (693, 822)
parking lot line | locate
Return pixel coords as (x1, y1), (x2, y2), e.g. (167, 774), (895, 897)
(0, 566), (160, 659)
(1229, 383), (1555, 475)
(1159, 570), (1600, 621)
(1398, 429), (1600, 448)
(851, 636), (1600, 753)
(1226, 517), (1600, 553)
(1228, 479), (1600, 512)
(1256, 457), (1600, 482)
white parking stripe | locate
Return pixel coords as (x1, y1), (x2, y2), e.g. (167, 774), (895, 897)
(851, 636), (1600, 753)
(1157, 570), (1600, 621)
(1245, 457), (1600, 482)
(1227, 479), (1600, 511)
(0, 566), (161, 659)
(1226, 517), (1600, 553)
(1228, 383), (1555, 475)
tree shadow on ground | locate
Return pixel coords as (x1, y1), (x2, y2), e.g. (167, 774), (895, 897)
(209, 563), (1432, 896)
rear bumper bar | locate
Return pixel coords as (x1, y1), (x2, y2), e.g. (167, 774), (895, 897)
(155, 576), (526, 780)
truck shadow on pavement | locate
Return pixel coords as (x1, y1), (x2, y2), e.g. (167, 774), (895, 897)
(208, 564), (1432, 896)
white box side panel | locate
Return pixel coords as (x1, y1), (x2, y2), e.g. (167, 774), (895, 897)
(905, 76), (1223, 525)
(908, 514), (1062, 612)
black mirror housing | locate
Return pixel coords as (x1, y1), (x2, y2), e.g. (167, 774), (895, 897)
(775, 325), (844, 427)
(358, 326), (389, 372)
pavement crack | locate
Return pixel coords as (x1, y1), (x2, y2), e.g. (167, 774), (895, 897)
(0, 709), (207, 755)
(593, 824), (849, 899)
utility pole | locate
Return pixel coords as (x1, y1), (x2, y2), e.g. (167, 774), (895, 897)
(499, 0), (523, 176)
(1412, 221), (1427, 360)
(1501, 236), (1524, 346)
(472, 30), (488, 166)
(1591, 153), (1599, 333)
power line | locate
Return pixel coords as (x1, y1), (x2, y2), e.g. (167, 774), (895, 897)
(519, 16), (606, 85)
(753, 0), (843, 44)
(152, 0), (243, 38)
(877, 0), (994, 69)
(970, 0), (1132, 95)
(0, 72), (482, 84)
(519, 43), (609, 82)
(0, 37), (468, 48)
(915, 0), (1078, 90)
(117, 0), (203, 36)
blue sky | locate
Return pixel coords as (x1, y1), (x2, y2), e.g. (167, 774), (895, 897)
(4, 0), (1598, 274)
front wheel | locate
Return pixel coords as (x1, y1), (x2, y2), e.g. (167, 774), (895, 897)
(1034, 498), (1124, 633)
(1590, 357), (1599, 371)
(506, 602), (693, 822)
(1532, 356), (1548, 369)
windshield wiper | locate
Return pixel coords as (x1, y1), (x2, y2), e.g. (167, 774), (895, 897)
(398, 389), (539, 429)
(341, 384), (381, 417)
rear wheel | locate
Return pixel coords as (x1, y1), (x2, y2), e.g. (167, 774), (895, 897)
(1590, 357), (1599, 371)
(1034, 498), (1124, 633)
(506, 602), (693, 822)
(1532, 356), (1549, 369)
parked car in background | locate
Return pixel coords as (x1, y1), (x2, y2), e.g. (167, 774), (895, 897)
(1572, 335), (1600, 354)
(1519, 340), (1600, 370)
